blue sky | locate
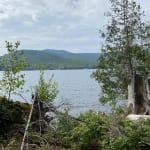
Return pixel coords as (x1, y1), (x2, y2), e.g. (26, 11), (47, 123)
(0, 0), (149, 55)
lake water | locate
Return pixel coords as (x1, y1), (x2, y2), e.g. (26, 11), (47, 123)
(0, 69), (108, 115)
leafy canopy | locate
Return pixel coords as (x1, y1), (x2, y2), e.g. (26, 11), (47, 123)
(93, 0), (150, 108)
(35, 70), (58, 103)
(0, 41), (26, 100)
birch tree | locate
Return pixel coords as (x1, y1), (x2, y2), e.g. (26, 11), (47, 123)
(0, 41), (25, 101)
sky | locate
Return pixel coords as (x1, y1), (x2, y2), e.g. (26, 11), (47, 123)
(0, 0), (149, 55)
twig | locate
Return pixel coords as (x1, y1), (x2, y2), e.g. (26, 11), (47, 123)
(1, 145), (5, 150)
(37, 100), (42, 136)
(15, 92), (29, 103)
(141, 141), (150, 147)
(20, 94), (36, 150)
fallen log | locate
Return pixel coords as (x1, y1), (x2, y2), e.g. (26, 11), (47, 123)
(127, 114), (150, 121)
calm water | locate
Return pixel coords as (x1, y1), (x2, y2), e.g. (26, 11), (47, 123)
(0, 69), (108, 115)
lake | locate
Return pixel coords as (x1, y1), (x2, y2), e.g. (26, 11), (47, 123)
(0, 69), (108, 115)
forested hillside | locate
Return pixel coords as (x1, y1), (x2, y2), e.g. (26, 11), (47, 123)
(0, 49), (99, 70)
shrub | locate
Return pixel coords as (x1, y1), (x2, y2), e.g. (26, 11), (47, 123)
(0, 97), (30, 144)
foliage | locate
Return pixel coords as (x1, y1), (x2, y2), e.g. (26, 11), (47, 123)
(35, 70), (58, 102)
(27, 69), (59, 145)
(30, 69), (58, 132)
(1, 103), (150, 150)
(110, 118), (150, 150)
(70, 111), (108, 150)
(53, 111), (108, 150)
(0, 41), (26, 100)
(93, 0), (150, 108)
(54, 109), (79, 148)
(0, 96), (30, 144)
(53, 109), (150, 150)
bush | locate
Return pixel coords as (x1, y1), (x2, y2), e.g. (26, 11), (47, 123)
(55, 110), (150, 150)
(55, 111), (108, 150)
(0, 97), (30, 144)
(111, 118), (150, 150)
(1, 96), (150, 150)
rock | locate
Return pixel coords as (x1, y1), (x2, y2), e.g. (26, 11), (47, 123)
(127, 114), (150, 121)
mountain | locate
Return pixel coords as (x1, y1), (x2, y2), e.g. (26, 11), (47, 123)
(1, 49), (100, 70)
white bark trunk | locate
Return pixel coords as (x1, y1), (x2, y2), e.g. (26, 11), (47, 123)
(128, 76), (135, 112)
(146, 78), (150, 101)
(20, 95), (35, 150)
(128, 73), (150, 115)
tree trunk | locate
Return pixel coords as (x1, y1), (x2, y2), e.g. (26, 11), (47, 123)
(128, 73), (150, 115)
(145, 74), (150, 101)
(128, 74), (135, 112)
(20, 94), (36, 150)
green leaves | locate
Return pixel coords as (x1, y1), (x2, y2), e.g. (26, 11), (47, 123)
(35, 70), (58, 102)
(93, 0), (150, 109)
(111, 119), (150, 150)
(0, 41), (25, 100)
(57, 111), (108, 150)
(5, 41), (20, 53)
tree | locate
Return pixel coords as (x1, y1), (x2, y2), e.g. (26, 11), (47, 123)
(35, 70), (58, 103)
(93, 0), (150, 113)
(20, 70), (58, 149)
(32, 70), (59, 134)
(0, 41), (26, 101)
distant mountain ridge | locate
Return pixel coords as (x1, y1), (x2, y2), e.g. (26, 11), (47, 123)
(2, 49), (100, 70)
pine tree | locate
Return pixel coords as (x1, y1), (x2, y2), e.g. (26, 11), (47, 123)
(93, 0), (150, 113)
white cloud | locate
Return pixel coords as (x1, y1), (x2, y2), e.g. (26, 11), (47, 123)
(0, 0), (149, 55)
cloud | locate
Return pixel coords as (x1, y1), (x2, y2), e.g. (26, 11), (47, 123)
(0, 0), (149, 55)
